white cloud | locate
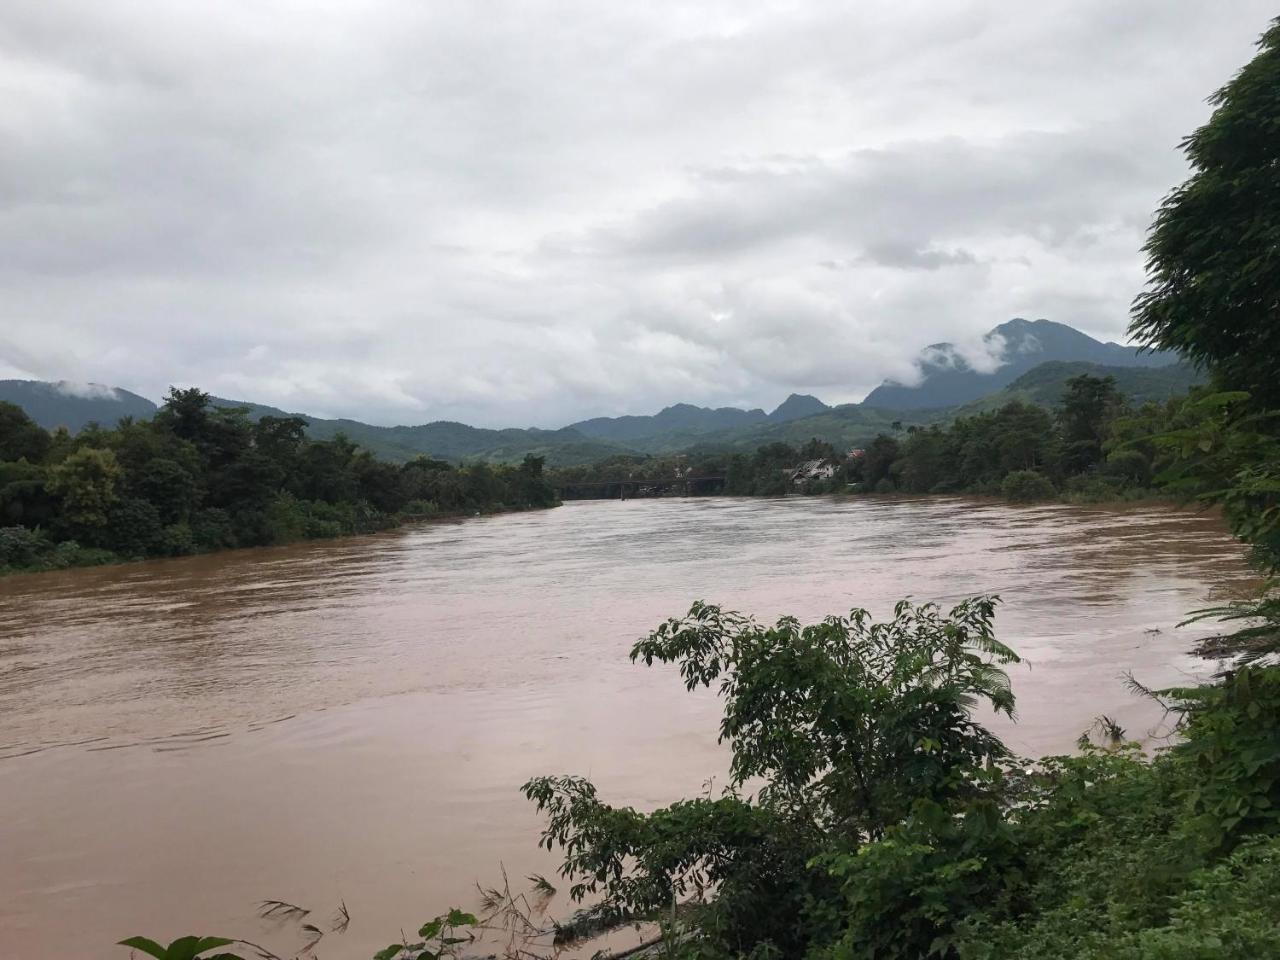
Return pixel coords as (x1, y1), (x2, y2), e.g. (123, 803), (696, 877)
(0, 1), (1273, 425)
(53, 380), (121, 400)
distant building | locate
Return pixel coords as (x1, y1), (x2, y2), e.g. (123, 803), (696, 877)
(848, 448), (865, 459)
(790, 459), (836, 485)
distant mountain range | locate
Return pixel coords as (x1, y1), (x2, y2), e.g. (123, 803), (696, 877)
(862, 318), (1177, 409)
(1, 319), (1199, 465)
(568, 393), (830, 444)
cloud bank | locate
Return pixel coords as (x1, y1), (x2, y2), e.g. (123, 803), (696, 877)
(0, 1), (1272, 425)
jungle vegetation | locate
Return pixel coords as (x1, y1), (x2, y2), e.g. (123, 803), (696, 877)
(0, 388), (557, 574)
(552, 372), (1206, 504)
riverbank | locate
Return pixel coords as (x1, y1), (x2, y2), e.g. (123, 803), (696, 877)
(0, 499), (561, 578)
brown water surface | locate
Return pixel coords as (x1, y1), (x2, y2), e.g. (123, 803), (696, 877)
(0, 496), (1258, 958)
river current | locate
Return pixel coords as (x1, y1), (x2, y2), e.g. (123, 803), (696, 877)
(0, 496), (1257, 958)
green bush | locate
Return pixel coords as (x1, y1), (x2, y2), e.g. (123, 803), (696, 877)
(263, 494), (307, 542)
(1104, 449), (1153, 486)
(46, 540), (116, 569)
(190, 508), (236, 551)
(158, 522), (197, 557)
(105, 497), (165, 557)
(0, 525), (49, 566)
(1001, 469), (1056, 502)
(524, 597), (1020, 960)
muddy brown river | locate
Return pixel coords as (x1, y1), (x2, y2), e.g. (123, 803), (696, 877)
(0, 496), (1258, 958)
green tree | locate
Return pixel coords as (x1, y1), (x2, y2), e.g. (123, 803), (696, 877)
(1001, 469), (1056, 502)
(136, 458), (200, 524)
(1131, 18), (1280, 408)
(0, 401), (51, 463)
(799, 437), (838, 461)
(863, 433), (900, 489)
(524, 597), (1019, 958)
(1057, 374), (1123, 475)
(46, 447), (122, 530)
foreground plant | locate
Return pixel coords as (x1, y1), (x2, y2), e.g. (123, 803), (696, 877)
(523, 596), (1021, 958)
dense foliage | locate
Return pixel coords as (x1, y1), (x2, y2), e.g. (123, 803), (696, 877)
(0, 388), (556, 574)
(852, 375), (1200, 502)
(1130, 18), (1280, 409)
(553, 376), (1213, 505)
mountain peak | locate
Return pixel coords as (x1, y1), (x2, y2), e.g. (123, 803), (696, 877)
(769, 393), (830, 423)
(0, 379), (158, 432)
(863, 318), (1177, 410)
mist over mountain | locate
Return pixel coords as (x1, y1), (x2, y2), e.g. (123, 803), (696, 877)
(0, 380), (157, 432)
(862, 318), (1177, 410)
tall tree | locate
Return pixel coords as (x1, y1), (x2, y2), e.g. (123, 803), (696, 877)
(1130, 18), (1280, 405)
(1057, 375), (1123, 475)
(0, 401), (52, 463)
(46, 447), (122, 530)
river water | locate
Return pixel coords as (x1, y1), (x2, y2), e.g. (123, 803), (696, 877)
(0, 496), (1258, 958)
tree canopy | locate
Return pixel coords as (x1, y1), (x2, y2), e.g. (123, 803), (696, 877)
(1131, 18), (1280, 406)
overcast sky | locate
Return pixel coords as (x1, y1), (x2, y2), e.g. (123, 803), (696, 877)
(0, 2), (1273, 426)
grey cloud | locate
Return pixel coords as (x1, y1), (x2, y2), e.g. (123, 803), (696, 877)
(0, 1), (1275, 426)
(824, 244), (980, 271)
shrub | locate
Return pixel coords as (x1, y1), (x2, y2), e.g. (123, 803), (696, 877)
(190, 508), (236, 551)
(158, 522), (197, 557)
(105, 497), (165, 557)
(0, 525), (50, 566)
(524, 597), (1020, 959)
(46, 540), (116, 569)
(1001, 469), (1056, 502)
(263, 494), (307, 542)
(1104, 449), (1153, 487)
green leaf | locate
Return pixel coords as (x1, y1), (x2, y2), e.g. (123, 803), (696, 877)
(118, 937), (168, 959)
(373, 945), (406, 960)
(163, 937), (205, 960)
(192, 939), (234, 957)
(418, 918), (443, 939)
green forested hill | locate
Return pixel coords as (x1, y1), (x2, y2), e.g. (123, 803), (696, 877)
(208, 398), (629, 466)
(0, 380), (158, 431)
(628, 404), (942, 455)
(1, 353), (1204, 468)
(954, 360), (1203, 415)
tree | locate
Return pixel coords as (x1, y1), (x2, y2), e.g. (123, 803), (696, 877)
(799, 437), (838, 462)
(863, 433), (900, 489)
(524, 598), (1019, 958)
(46, 447), (122, 530)
(0, 401), (51, 463)
(136, 458), (199, 524)
(156, 387), (212, 443)
(1057, 374), (1123, 475)
(1130, 18), (1280, 407)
